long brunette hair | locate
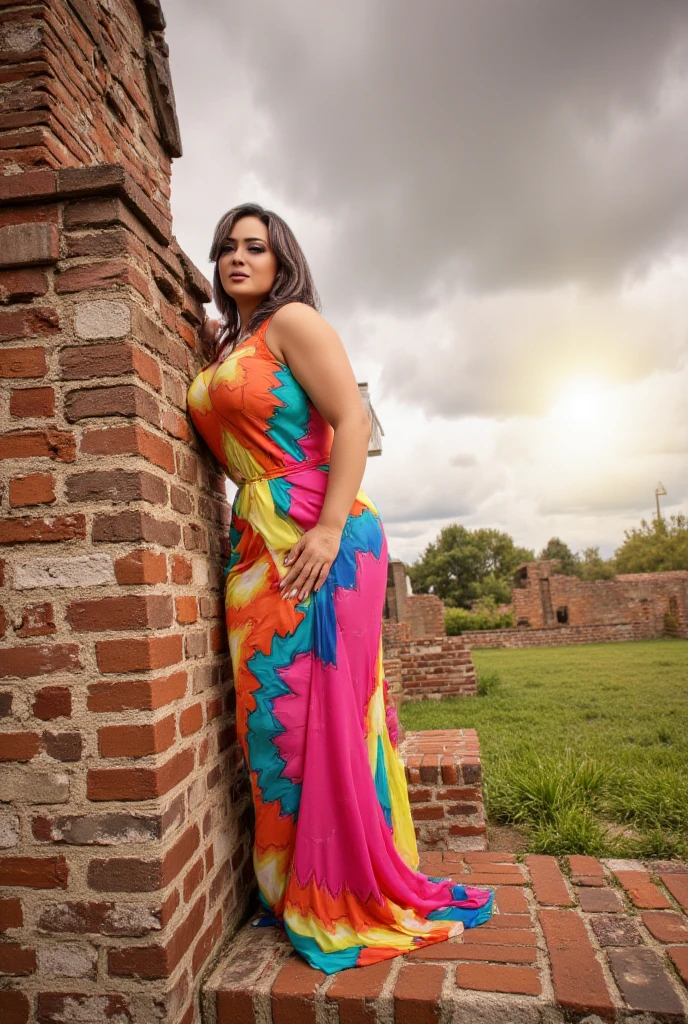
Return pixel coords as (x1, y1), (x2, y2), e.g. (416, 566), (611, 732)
(209, 202), (320, 353)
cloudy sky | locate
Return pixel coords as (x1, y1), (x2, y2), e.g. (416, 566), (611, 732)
(164, 0), (688, 565)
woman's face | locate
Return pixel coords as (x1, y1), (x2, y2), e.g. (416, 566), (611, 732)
(217, 215), (278, 306)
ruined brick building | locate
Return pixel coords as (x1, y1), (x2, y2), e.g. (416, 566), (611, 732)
(512, 559), (688, 638)
(384, 556), (688, 651)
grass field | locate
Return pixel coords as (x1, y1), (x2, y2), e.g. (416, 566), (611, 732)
(399, 639), (688, 857)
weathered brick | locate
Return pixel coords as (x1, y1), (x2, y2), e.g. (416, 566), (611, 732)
(0, 515), (86, 546)
(526, 854), (573, 907)
(9, 472), (55, 506)
(31, 688), (71, 720)
(66, 594), (172, 632)
(0, 222), (58, 267)
(612, 869), (671, 910)
(73, 299), (131, 340)
(667, 945), (688, 987)
(98, 714), (176, 758)
(456, 962), (541, 995)
(36, 941), (98, 979)
(36, 992), (132, 1022)
(64, 383), (160, 426)
(114, 549), (167, 585)
(95, 634), (183, 674)
(0, 346), (47, 378)
(1, 770), (70, 805)
(60, 341), (161, 389)
(170, 554), (192, 584)
(326, 958), (391, 1022)
(87, 747), (194, 801)
(576, 886), (624, 913)
(0, 309), (59, 341)
(43, 732), (82, 762)
(0, 644), (81, 679)
(608, 948), (683, 1015)
(10, 386), (54, 418)
(106, 894), (205, 979)
(642, 910), (688, 943)
(0, 898), (23, 931)
(87, 671), (187, 712)
(0, 989), (30, 1024)
(0, 733), (41, 762)
(394, 963), (445, 1024)
(0, 429), (76, 463)
(590, 914), (643, 946)
(271, 955), (326, 1024)
(15, 601), (56, 636)
(0, 268), (49, 304)
(14, 554), (114, 589)
(179, 703), (203, 737)
(81, 424), (174, 472)
(0, 856), (68, 888)
(659, 873), (688, 913)
(65, 468), (167, 505)
(92, 509), (180, 547)
(539, 908), (614, 1017)
(0, 942), (37, 975)
(32, 812), (162, 847)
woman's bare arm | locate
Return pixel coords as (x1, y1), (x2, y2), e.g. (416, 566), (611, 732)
(267, 302), (372, 598)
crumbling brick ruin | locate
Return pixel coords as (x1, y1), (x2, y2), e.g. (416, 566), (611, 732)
(0, 3), (254, 1021)
(512, 559), (688, 637)
(382, 560), (478, 701)
(384, 557), (688, 652)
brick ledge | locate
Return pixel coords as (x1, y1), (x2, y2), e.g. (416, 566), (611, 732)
(203, 852), (688, 1023)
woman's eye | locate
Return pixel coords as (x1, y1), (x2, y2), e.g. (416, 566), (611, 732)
(249, 247), (265, 253)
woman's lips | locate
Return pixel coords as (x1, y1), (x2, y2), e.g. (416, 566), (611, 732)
(230, 274), (248, 280)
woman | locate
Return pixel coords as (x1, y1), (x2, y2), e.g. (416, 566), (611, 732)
(187, 202), (494, 973)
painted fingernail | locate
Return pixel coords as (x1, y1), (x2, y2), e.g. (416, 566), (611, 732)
(289, 588), (297, 598)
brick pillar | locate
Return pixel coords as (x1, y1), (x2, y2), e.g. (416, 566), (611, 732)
(0, 4), (253, 1023)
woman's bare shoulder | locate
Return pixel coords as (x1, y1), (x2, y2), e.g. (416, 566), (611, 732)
(271, 302), (324, 331)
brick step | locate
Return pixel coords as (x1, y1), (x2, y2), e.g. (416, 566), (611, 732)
(400, 729), (487, 852)
(203, 853), (688, 1023)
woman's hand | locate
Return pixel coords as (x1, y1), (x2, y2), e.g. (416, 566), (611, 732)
(279, 524), (342, 601)
(200, 313), (223, 348)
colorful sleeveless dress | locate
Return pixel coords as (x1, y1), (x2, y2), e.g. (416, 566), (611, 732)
(187, 312), (494, 973)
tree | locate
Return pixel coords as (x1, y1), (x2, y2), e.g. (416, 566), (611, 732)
(614, 514), (688, 574)
(539, 537), (579, 576)
(577, 546), (616, 580)
(407, 524), (534, 609)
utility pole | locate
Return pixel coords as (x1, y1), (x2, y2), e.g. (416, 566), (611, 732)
(655, 481), (667, 522)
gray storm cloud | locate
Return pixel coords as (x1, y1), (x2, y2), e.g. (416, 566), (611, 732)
(184, 0), (688, 310)
(164, 0), (688, 558)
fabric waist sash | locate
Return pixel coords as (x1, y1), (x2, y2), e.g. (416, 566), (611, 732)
(233, 456), (330, 486)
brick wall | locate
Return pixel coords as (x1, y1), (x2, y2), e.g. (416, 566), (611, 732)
(513, 560), (688, 638)
(0, 4), (253, 1023)
(461, 621), (656, 649)
(383, 637), (477, 702)
(384, 560), (446, 639)
(404, 593), (446, 639)
(400, 730), (486, 852)
(381, 620), (410, 647)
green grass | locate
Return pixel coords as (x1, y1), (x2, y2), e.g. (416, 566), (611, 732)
(399, 640), (688, 857)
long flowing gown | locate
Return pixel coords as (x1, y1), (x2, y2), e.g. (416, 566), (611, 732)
(187, 312), (494, 973)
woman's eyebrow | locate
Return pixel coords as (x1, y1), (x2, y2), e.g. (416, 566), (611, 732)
(226, 236), (266, 243)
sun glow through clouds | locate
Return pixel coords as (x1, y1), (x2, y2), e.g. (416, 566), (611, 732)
(546, 376), (623, 472)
